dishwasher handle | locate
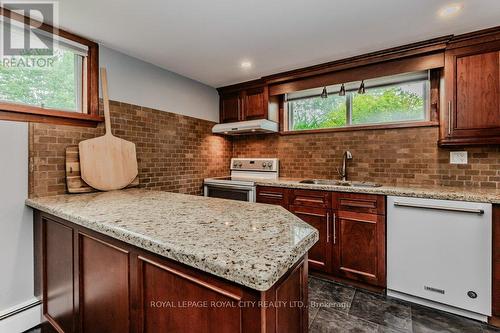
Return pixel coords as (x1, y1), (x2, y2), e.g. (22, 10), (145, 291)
(393, 201), (484, 215)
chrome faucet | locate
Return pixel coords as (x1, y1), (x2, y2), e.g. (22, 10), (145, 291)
(338, 151), (353, 181)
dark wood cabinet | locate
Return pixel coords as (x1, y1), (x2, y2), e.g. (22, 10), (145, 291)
(332, 211), (386, 287)
(257, 186), (386, 289)
(139, 256), (244, 333)
(333, 193), (386, 287)
(440, 33), (500, 146)
(289, 205), (332, 273)
(256, 186), (289, 208)
(43, 218), (75, 333)
(79, 233), (130, 333)
(243, 86), (268, 120)
(290, 189), (331, 209)
(218, 83), (269, 123)
(335, 192), (385, 215)
(220, 91), (241, 123)
(35, 211), (309, 333)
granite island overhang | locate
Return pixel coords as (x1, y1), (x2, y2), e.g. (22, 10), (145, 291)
(26, 188), (319, 332)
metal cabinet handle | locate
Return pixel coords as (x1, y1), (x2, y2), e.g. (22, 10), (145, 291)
(448, 101), (452, 135)
(294, 211), (326, 218)
(326, 212), (330, 243)
(333, 213), (336, 244)
(393, 202), (484, 215)
(259, 192), (283, 199)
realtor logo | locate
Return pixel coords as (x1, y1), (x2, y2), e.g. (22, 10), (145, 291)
(1, 1), (58, 58)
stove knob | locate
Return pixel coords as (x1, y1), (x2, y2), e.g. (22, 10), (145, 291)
(267, 162), (273, 168)
(238, 162), (243, 167)
(262, 162), (266, 167)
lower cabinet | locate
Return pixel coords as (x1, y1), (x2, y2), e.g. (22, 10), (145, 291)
(333, 193), (386, 287)
(333, 211), (386, 287)
(289, 205), (332, 273)
(35, 211), (309, 333)
(80, 234), (131, 333)
(256, 186), (289, 208)
(43, 219), (75, 333)
(257, 186), (386, 288)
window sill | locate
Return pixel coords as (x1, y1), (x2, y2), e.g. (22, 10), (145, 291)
(280, 121), (439, 135)
(0, 102), (104, 127)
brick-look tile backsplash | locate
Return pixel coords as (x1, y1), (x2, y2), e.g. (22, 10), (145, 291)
(30, 105), (500, 198)
(232, 127), (500, 189)
(29, 100), (232, 197)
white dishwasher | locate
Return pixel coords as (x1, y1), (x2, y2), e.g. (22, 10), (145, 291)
(387, 196), (492, 322)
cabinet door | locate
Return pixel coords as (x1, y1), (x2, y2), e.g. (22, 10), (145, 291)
(243, 86), (268, 120)
(289, 205), (332, 273)
(333, 211), (386, 287)
(43, 218), (76, 333)
(79, 233), (130, 333)
(138, 256), (243, 333)
(220, 92), (241, 123)
(441, 43), (500, 145)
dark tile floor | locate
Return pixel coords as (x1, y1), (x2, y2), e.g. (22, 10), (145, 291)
(23, 277), (500, 333)
(309, 276), (499, 333)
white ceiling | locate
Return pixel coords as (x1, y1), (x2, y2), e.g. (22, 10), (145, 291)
(56, 0), (500, 87)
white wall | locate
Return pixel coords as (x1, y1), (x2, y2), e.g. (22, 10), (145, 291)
(99, 46), (220, 122)
(0, 121), (39, 331)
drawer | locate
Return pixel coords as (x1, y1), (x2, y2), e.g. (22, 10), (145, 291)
(335, 193), (385, 215)
(256, 186), (289, 208)
(290, 189), (331, 209)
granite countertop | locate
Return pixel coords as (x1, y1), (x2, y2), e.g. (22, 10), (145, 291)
(256, 178), (500, 204)
(26, 189), (318, 291)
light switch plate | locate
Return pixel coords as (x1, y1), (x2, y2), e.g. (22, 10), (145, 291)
(450, 151), (468, 164)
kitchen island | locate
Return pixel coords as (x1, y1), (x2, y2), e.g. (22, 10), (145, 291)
(26, 189), (318, 333)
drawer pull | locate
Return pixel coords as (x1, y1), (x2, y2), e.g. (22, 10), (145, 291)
(296, 197), (323, 202)
(448, 101), (452, 135)
(340, 200), (375, 208)
(394, 202), (484, 215)
(333, 213), (336, 244)
(259, 192), (283, 199)
(326, 212), (330, 243)
(294, 211), (326, 218)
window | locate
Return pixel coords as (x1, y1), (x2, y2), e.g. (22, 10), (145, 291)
(287, 71), (430, 131)
(0, 31), (87, 112)
(0, 7), (100, 126)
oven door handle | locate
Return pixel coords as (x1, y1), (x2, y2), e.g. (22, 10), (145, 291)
(204, 183), (254, 191)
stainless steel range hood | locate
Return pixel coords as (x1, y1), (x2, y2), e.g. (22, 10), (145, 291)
(212, 119), (278, 135)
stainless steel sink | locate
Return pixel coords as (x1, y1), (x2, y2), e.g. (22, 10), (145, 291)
(299, 179), (382, 188)
(349, 181), (383, 188)
(299, 179), (344, 185)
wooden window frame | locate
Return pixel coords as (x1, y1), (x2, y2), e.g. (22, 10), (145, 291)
(279, 68), (441, 135)
(0, 7), (102, 127)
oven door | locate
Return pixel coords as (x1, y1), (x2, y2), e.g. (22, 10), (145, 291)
(204, 183), (256, 202)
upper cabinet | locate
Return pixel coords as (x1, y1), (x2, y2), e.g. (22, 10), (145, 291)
(244, 86), (269, 120)
(220, 91), (241, 123)
(440, 31), (500, 146)
(218, 82), (269, 123)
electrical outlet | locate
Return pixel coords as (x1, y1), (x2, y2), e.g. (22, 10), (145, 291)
(450, 151), (468, 164)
